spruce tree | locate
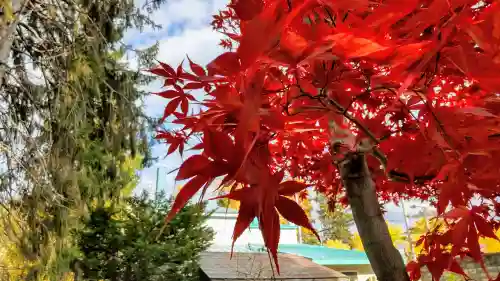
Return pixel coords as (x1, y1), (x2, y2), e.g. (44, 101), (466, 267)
(75, 193), (214, 281)
(314, 194), (354, 245)
(0, 0), (165, 279)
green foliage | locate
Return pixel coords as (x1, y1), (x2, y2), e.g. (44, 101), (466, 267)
(302, 230), (321, 245)
(216, 198), (230, 209)
(75, 192), (214, 281)
(315, 194), (354, 244)
(0, 0), (168, 278)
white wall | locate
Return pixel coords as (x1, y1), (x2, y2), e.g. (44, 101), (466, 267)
(326, 265), (376, 281)
(205, 212), (298, 245)
(205, 212), (377, 281)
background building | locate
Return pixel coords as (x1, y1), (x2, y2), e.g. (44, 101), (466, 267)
(205, 208), (377, 281)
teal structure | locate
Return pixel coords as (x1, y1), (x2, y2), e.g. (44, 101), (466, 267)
(249, 218), (298, 230)
(273, 244), (370, 265)
(212, 212), (371, 267)
(212, 243), (371, 266)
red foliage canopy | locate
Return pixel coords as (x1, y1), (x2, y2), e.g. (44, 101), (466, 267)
(151, 0), (500, 280)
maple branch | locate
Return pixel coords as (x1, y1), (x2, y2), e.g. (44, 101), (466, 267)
(263, 86), (289, 95)
(372, 86), (418, 118)
(343, 72), (372, 114)
(287, 106), (330, 116)
(292, 79), (437, 185)
(372, 85), (425, 138)
(324, 90), (442, 185)
(306, 71), (379, 145)
(388, 170), (437, 185)
(411, 89), (460, 157)
(282, 84), (328, 116)
(323, 96), (379, 145)
(424, 52), (441, 87)
(291, 80), (395, 177)
(321, 95), (400, 178)
(322, 6), (336, 27)
(373, 85), (454, 161)
(341, 12), (349, 22)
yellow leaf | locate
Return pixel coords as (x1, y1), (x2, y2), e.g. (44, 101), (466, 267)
(351, 232), (364, 251)
(351, 221), (406, 251)
(214, 182), (242, 211)
(325, 239), (351, 250)
(120, 155), (143, 197)
(480, 229), (500, 253)
(407, 217), (447, 256)
(0, 0), (14, 22)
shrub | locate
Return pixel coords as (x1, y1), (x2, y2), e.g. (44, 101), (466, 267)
(74, 193), (214, 281)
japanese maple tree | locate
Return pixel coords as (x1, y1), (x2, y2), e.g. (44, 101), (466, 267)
(150, 0), (500, 280)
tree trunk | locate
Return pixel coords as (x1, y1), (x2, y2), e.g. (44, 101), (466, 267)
(0, 0), (25, 85)
(339, 152), (410, 281)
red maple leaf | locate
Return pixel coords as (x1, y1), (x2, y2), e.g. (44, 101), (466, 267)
(212, 173), (318, 273)
(150, 0), (500, 280)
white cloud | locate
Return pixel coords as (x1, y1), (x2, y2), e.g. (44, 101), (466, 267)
(156, 26), (225, 66)
(143, 26), (224, 118)
(151, 0), (211, 28)
(132, 0), (227, 198)
(384, 200), (435, 231)
(123, 0), (227, 47)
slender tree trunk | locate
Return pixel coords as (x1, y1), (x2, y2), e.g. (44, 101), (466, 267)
(0, 0), (25, 85)
(339, 152), (410, 281)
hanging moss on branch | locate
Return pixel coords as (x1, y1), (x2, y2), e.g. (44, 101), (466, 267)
(0, 0), (168, 278)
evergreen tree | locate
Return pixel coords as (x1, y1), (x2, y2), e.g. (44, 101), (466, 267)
(314, 194), (354, 244)
(75, 192), (214, 281)
(0, 0), (165, 279)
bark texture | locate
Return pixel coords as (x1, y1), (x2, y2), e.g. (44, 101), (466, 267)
(339, 152), (410, 281)
(0, 0), (24, 85)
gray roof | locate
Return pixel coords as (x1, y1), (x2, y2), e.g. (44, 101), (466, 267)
(199, 252), (348, 280)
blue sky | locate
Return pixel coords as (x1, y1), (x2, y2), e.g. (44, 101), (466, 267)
(124, 0), (226, 199)
(124, 0), (433, 230)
